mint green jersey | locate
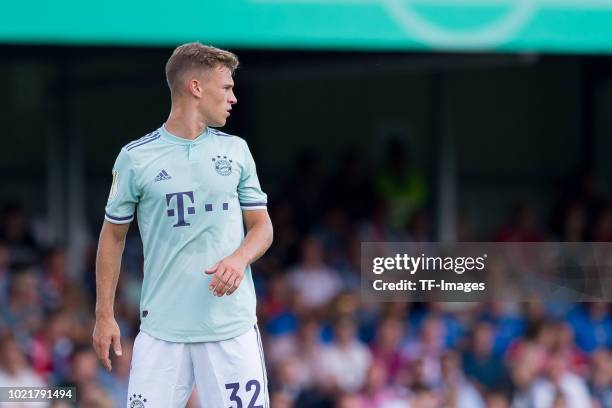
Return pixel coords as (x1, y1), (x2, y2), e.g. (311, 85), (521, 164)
(104, 125), (267, 342)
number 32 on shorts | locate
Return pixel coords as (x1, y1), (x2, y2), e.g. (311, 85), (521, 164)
(225, 380), (263, 408)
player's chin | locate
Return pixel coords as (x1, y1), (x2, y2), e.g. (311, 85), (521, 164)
(211, 117), (227, 127)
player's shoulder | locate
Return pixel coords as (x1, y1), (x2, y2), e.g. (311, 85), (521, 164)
(208, 127), (235, 138)
(209, 128), (249, 149)
(121, 129), (163, 154)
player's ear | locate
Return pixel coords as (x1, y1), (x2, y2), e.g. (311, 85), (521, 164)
(188, 78), (202, 98)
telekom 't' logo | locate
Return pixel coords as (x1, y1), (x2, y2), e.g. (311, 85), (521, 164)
(166, 191), (195, 227)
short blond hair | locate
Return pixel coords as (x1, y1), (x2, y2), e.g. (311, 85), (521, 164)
(165, 42), (239, 95)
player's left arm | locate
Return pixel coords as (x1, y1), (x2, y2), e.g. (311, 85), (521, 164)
(206, 209), (273, 296)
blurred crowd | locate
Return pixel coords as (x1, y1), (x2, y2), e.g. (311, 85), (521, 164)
(0, 140), (610, 407)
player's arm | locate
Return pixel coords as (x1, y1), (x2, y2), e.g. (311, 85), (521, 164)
(92, 220), (129, 371)
(206, 209), (273, 296)
(239, 209), (274, 264)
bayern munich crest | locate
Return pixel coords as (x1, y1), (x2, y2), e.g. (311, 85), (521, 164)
(129, 393), (147, 407)
(212, 155), (233, 176)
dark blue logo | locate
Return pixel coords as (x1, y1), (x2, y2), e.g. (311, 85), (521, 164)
(165, 191), (195, 227)
(154, 169), (172, 182)
(129, 393), (147, 407)
(212, 155), (233, 176)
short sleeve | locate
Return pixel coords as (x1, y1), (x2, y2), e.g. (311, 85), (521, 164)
(238, 140), (267, 210)
(104, 148), (140, 224)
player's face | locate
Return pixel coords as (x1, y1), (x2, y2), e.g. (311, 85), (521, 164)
(198, 65), (237, 127)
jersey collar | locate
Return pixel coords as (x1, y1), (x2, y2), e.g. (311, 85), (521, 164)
(159, 124), (209, 145)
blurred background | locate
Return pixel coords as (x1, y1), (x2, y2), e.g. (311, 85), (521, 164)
(1, 1), (611, 407)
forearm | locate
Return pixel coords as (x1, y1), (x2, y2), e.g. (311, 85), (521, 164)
(95, 224), (127, 317)
(233, 218), (273, 265)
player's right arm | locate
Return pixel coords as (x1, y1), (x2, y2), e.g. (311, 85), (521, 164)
(93, 147), (140, 371)
(93, 220), (129, 371)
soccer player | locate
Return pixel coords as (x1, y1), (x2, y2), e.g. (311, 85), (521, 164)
(92, 43), (273, 407)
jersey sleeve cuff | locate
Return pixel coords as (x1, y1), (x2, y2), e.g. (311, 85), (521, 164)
(240, 202), (267, 210)
(105, 212), (134, 224)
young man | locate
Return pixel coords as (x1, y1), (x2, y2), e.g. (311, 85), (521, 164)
(93, 43), (273, 407)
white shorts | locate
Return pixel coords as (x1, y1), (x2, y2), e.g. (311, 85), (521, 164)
(127, 325), (269, 408)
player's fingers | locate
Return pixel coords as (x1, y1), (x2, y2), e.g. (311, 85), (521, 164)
(98, 338), (112, 371)
(205, 262), (220, 274)
(208, 268), (222, 289)
(210, 267), (226, 294)
(104, 355), (112, 371)
(218, 270), (236, 296)
(94, 340), (103, 361)
(95, 337), (107, 358)
(224, 269), (239, 294)
(112, 334), (123, 357)
(225, 274), (240, 295)
(215, 269), (232, 296)
(230, 274), (244, 294)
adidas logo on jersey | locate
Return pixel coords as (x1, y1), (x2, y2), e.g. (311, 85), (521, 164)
(154, 170), (172, 182)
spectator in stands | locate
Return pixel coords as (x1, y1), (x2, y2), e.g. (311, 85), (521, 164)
(269, 389), (294, 408)
(529, 347), (592, 407)
(462, 321), (508, 392)
(333, 236), (362, 292)
(30, 311), (73, 382)
(287, 236), (343, 310)
(508, 343), (545, 408)
(335, 392), (362, 408)
(370, 316), (407, 384)
(1, 267), (44, 346)
(588, 349), (612, 408)
(0, 333), (47, 393)
(319, 316), (372, 393)
(375, 138), (427, 231)
(402, 316), (446, 386)
(484, 391), (511, 408)
(261, 272), (297, 336)
(268, 316), (324, 389)
(59, 347), (113, 407)
(478, 302), (525, 355)
(551, 321), (588, 376)
(408, 384), (440, 408)
(357, 360), (407, 407)
(568, 303), (612, 353)
(40, 246), (69, 310)
(439, 350), (485, 408)
(270, 355), (305, 404)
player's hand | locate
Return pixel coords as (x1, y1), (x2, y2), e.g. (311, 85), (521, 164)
(205, 254), (248, 296)
(92, 315), (122, 371)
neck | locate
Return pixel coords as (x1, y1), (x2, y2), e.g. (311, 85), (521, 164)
(165, 104), (208, 140)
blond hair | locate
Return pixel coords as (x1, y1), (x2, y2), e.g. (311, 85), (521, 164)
(165, 42), (239, 96)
